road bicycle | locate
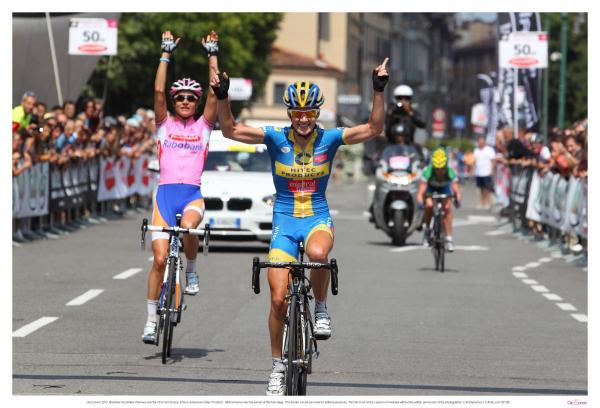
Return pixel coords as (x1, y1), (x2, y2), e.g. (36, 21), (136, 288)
(251, 241), (339, 395)
(427, 193), (452, 272)
(141, 215), (210, 364)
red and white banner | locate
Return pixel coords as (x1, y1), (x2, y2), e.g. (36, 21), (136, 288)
(97, 155), (156, 201)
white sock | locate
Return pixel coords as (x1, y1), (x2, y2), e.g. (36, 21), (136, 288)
(315, 299), (327, 314)
(186, 257), (197, 274)
(446, 235), (453, 241)
(147, 300), (158, 323)
(272, 357), (285, 373)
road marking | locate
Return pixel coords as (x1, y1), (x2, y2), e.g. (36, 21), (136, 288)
(531, 285), (549, 293)
(485, 229), (509, 236)
(66, 289), (104, 306)
(571, 314), (587, 323)
(538, 257), (553, 263)
(148, 256), (154, 262)
(513, 272), (528, 278)
(525, 262), (541, 269)
(512, 266), (527, 272)
(13, 317), (59, 338)
(329, 209), (340, 216)
(453, 219), (480, 227)
(521, 278), (538, 285)
(467, 215), (497, 223)
(543, 293), (563, 301)
(556, 303), (577, 311)
(13, 242), (22, 247)
(389, 245), (489, 253)
(113, 268), (143, 280)
(550, 251), (563, 258)
(390, 246), (422, 253)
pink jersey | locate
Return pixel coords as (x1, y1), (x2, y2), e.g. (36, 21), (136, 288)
(156, 115), (213, 186)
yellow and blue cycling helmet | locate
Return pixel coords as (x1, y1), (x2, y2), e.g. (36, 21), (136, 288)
(431, 148), (448, 168)
(283, 81), (324, 109)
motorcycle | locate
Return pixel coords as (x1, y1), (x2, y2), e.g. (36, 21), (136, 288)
(369, 145), (421, 246)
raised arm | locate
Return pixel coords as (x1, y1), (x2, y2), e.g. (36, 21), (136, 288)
(210, 72), (265, 144)
(343, 57), (389, 145)
(201, 31), (220, 126)
(154, 31), (180, 124)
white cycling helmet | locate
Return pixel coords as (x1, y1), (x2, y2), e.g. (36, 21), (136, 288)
(169, 77), (203, 97)
(393, 84), (413, 99)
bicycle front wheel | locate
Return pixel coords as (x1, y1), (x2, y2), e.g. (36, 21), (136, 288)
(286, 294), (299, 395)
(162, 258), (177, 364)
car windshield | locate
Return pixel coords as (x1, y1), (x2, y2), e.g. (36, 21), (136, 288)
(205, 149), (271, 172)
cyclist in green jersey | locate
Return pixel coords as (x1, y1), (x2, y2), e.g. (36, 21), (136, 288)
(416, 148), (462, 251)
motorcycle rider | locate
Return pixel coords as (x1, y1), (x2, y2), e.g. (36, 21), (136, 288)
(385, 85), (425, 148)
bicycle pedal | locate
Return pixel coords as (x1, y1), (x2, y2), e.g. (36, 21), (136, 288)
(182, 304), (187, 311)
(313, 351), (320, 359)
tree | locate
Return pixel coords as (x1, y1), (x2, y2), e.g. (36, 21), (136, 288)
(545, 12), (587, 128)
(83, 13), (283, 116)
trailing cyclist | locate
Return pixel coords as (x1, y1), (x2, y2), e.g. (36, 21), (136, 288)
(210, 57), (390, 395)
(416, 148), (462, 252)
(142, 30), (221, 345)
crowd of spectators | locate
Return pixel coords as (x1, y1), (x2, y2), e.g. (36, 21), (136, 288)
(12, 91), (158, 242)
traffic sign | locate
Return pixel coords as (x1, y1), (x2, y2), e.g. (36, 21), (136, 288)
(452, 115), (466, 130)
(499, 31), (548, 69)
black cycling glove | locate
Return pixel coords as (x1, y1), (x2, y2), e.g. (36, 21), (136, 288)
(372, 69), (389, 92)
(211, 73), (230, 100)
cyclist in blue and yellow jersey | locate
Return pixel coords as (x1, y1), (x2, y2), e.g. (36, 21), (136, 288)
(211, 58), (389, 395)
(416, 148), (462, 252)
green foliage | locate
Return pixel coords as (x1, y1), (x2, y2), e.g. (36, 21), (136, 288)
(545, 13), (587, 127)
(83, 13), (282, 116)
(424, 138), (475, 153)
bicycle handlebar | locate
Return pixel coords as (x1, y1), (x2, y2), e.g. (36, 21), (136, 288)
(252, 258), (339, 296)
(140, 218), (210, 252)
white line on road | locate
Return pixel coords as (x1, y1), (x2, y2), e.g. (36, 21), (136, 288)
(113, 268), (143, 280)
(390, 246), (422, 253)
(66, 289), (104, 306)
(556, 303), (577, 311)
(521, 279), (539, 285)
(538, 257), (553, 263)
(543, 293), (563, 301)
(329, 209), (340, 216)
(512, 266), (527, 272)
(531, 285), (549, 293)
(13, 317), (59, 338)
(550, 251), (563, 258)
(389, 245), (489, 253)
(571, 314), (587, 323)
(467, 215), (497, 223)
(485, 229), (509, 236)
(525, 262), (541, 269)
(513, 272), (528, 278)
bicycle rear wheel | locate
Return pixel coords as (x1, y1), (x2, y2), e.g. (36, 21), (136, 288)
(286, 294), (299, 395)
(162, 258), (177, 364)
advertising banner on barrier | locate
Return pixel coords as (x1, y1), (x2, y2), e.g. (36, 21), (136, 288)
(562, 177), (584, 234)
(12, 162), (50, 218)
(97, 155), (156, 201)
(97, 157), (126, 201)
(525, 171), (542, 222)
(578, 179), (587, 238)
(494, 162), (511, 207)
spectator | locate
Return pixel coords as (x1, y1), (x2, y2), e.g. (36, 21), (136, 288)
(78, 98), (101, 133)
(473, 135), (496, 209)
(63, 100), (77, 120)
(12, 91), (37, 132)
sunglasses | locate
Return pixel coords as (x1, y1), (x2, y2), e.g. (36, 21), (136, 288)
(288, 109), (319, 119)
(174, 94), (198, 103)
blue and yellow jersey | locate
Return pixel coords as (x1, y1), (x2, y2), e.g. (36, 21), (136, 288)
(261, 125), (347, 217)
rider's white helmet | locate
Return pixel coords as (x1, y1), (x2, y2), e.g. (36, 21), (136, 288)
(393, 84), (414, 99)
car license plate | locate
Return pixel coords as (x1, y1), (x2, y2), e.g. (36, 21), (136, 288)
(209, 217), (241, 228)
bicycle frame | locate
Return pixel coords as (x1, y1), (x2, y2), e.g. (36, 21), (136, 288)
(251, 242), (338, 395)
(429, 193), (451, 272)
(140, 216), (210, 363)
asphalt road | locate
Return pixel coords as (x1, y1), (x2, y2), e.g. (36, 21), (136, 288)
(12, 179), (587, 400)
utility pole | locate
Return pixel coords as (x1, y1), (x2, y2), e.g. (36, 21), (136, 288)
(558, 12), (568, 128)
(541, 13), (550, 141)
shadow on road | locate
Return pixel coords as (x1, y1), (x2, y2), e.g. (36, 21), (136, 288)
(418, 267), (460, 273)
(199, 245), (269, 254)
(144, 348), (225, 363)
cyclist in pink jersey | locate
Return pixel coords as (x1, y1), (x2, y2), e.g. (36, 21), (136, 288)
(142, 30), (221, 345)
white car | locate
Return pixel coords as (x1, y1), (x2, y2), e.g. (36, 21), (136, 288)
(147, 131), (275, 243)
(200, 131), (275, 243)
